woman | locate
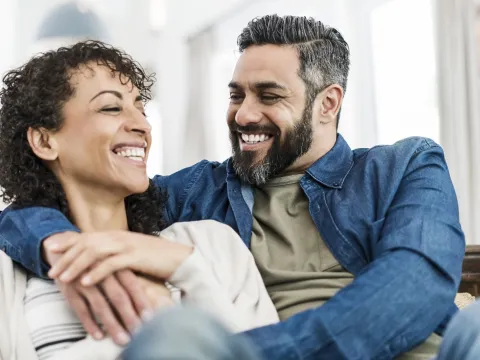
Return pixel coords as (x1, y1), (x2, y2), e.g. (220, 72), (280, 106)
(0, 40), (278, 360)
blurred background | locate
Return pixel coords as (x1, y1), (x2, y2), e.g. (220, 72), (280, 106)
(0, 0), (478, 243)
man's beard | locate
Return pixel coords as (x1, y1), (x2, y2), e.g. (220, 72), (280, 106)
(229, 104), (313, 186)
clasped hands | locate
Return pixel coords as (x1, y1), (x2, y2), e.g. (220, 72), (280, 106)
(42, 231), (193, 345)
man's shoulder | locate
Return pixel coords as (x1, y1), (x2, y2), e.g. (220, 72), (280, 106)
(352, 137), (443, 166)
(152, 159), (230, 189)
(344, 136), (447, 191)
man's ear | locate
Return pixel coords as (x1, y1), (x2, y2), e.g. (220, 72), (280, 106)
(317, 84), (343, 125)
(27, 127), (59, 161)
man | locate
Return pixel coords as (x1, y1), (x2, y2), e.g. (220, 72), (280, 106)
(0, 15), (464, 359)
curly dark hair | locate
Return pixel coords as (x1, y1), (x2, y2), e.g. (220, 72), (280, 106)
(0, 40), (167, 235)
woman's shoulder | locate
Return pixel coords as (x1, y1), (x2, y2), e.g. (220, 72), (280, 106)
(159, 220), (251, 268)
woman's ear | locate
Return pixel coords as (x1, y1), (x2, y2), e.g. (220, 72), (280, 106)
(27, 127), (58, 161)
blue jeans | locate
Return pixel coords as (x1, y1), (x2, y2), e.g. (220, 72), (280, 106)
(122, 306), (262, 360)
(436, 300), (480, 360)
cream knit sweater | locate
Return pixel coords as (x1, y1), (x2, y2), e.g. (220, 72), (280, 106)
(0, 220), (279, 360)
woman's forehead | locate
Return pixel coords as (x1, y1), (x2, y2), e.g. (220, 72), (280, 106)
(69, 63), (139, 99)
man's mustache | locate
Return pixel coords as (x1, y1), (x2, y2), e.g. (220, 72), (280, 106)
(228, 123), (279, 136)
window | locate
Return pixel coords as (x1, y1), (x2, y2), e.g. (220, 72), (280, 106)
(370, 0), (440, 144)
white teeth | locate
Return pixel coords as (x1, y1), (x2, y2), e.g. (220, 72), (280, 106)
(240, 133), (271, 144)
(127, 156), (143, 162)
(114, 147), (145, 161)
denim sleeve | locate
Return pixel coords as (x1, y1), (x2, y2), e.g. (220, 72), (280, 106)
(0, 206), (79, 278)
(152, 160), (213, 226)
(0, 161), (211, 279)
(241, 143), (465, 359)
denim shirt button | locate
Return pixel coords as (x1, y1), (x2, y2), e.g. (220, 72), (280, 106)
(333, 182), (340, 187)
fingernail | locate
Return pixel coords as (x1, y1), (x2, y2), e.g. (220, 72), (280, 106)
(141, 310), (154, 321)
(117, 332), (130, 345)
(81, 276), (92, 286)
(59, 272), (70, 282)
(93, 331), (104, 340)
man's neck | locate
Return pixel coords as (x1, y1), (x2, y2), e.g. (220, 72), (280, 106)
(285, 133), (336, 174)
(61, 181), (129, 233)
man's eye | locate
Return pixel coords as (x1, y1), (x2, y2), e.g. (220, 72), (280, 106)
(229, 94), (244, 103)
(261, 95), (280, 102)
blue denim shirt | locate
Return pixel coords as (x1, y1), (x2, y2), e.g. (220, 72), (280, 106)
(0, 135), (465, 359)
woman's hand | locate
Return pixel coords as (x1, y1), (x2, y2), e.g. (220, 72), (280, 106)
(46, 231), (193, 286)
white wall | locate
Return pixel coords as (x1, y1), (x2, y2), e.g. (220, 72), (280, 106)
(0, 0), (17, 80)
(158, 0), (247, 173)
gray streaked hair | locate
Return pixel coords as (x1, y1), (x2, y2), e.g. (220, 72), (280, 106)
(237, 14), (350, 127)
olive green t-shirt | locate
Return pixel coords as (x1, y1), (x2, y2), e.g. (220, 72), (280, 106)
(250, 173), (441, 359)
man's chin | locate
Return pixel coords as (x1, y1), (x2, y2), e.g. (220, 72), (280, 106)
(234, 153), (266, 169)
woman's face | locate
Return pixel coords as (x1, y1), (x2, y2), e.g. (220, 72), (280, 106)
(51, 63), (152, 197)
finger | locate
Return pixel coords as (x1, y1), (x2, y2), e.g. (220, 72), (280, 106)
(81, 285), (131, 346)
(43, 233), (78, 253)
(101, 275), (141, 334)
(59, 282), (104, 340)
(81, 255), (132, 286)
(58, 240), (127, 283)
(48, 244), (84, 279)
(116, 270), (152, 319)
(58, 249), (109, 283)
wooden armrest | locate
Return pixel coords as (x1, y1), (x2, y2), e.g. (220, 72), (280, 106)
(459, 245), (480, 296)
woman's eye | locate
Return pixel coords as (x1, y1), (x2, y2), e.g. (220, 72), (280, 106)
(102, 107), (121, 112)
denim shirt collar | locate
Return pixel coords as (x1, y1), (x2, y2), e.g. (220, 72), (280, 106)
(226, 133), (354, 189)
(306, 134), (354, 189)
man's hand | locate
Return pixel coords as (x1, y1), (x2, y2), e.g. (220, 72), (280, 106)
(137, 276), (175, 309)
(57, 269), (150, 345)
(42, 233), (153, 345)
(41, 232), (79, 266)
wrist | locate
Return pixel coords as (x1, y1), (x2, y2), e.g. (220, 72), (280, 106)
(158, 237), (194, 277)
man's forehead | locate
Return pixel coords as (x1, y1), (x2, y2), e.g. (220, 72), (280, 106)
(231, 45), (302, 89)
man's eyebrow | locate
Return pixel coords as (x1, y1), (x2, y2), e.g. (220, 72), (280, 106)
(253, 81), (287, 91)
(228, 81), (241, 89)
(228, 81), (287, 91)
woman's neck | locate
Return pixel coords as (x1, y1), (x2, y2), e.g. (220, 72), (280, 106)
(62, 182), (129, 232)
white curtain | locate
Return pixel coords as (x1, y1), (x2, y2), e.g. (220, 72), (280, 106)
(435, 0), (480, 244)
(183, 29), (215, 165)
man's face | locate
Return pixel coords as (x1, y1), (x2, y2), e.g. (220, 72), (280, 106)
(227, 45), (315, 185)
